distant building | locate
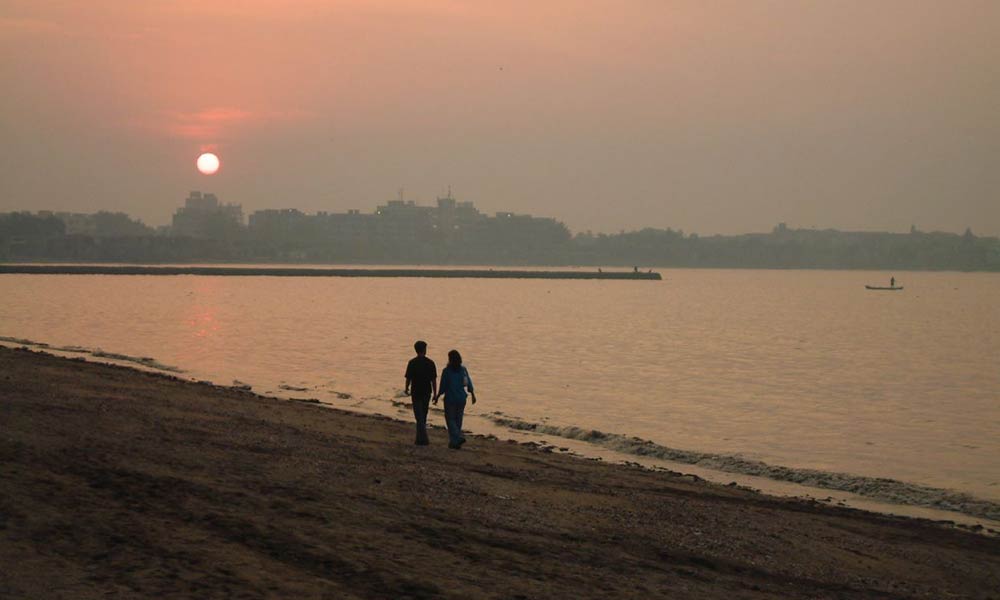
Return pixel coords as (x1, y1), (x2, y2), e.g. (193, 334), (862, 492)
(36, 211), (152, 237)
(241, 189), (570, 261)
(248, 208), (308, 242)
(36, 212), (95, 236)
(172, 191), (243, 239)
(431, 191), (485, 236)
(373, 199), (435, 241)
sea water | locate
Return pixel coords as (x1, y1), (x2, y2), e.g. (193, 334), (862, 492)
(2, 268), (998, 525)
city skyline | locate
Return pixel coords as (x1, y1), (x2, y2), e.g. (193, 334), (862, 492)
(5, 187), (997, 270)
(10, 186), (993, 238)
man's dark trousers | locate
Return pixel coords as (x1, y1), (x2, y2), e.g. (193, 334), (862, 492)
(411, 392), (431, 445)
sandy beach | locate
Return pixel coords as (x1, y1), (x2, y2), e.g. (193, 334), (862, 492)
(1, 346), (998, 599)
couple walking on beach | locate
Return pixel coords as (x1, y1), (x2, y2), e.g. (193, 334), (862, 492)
(404, 341), (477, 449)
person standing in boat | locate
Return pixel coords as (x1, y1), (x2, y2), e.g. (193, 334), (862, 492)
(434, 349), (477, 449)
(404, 340), (437, 446)
(890, 276), (896, 287)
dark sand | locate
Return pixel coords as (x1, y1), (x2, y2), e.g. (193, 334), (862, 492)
(1, 347), (998, 599)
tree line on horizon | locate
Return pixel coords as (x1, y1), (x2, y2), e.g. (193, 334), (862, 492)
(1, 210), (998, 271)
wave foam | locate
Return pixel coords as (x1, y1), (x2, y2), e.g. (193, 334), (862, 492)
(0, 336), (183, 374)
(487, 415), (1000, 522)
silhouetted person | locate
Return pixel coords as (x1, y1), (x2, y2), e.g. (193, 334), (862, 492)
(404, 340), (437, 445)
(890, 276), (896, 287)
(434, 349), (476, 449)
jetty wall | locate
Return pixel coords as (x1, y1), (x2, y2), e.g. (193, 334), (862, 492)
(0, 265), (662, 280)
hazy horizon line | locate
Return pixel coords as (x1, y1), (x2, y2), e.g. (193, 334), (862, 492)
(7, 200), (992, 239)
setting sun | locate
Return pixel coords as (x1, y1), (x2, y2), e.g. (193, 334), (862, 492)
(196, 153), (220, 175)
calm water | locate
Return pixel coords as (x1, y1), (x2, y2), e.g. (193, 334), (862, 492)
(2, 269), (998, 521)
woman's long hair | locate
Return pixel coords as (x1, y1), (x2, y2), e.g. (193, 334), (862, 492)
(447, 349), (462, 369)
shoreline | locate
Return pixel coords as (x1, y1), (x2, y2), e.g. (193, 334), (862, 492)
(3, 336), (998, 529)
(2, 346), (998, 598)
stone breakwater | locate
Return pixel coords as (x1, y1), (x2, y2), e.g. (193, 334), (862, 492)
(487, 414), (1000, 522)
(0, 265), (662, 280)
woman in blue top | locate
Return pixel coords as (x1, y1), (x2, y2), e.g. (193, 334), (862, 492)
(434, 349), (476, 449)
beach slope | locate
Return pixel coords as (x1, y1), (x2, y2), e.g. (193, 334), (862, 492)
(1, 347), (997, 599)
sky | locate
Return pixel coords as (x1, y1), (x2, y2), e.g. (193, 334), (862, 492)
(1, 0), (998, 235)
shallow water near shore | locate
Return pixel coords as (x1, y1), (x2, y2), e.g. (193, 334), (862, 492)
(2, 268), (998, 524)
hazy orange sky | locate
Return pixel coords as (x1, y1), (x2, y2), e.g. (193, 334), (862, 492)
(1, 0), (998, 234)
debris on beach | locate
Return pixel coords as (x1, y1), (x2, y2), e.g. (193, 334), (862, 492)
(278, 384), (310, 392)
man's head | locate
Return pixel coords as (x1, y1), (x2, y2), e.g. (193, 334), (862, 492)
(414, 340), (427, 356)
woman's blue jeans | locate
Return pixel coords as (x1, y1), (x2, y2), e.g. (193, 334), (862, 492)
(443, 399), (466, 446)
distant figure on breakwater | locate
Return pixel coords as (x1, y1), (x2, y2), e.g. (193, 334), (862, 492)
(404, 340), (437, 446)
(890, 276), (896, 287)
(434, 349), (477, 450)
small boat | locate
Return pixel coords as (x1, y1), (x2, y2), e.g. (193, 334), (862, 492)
(865, 285), (904, 291)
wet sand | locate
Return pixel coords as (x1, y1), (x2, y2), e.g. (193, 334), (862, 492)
(1, 347), (998, 599)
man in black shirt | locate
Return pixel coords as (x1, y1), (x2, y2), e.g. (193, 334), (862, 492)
(404, 340), (437, 445)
